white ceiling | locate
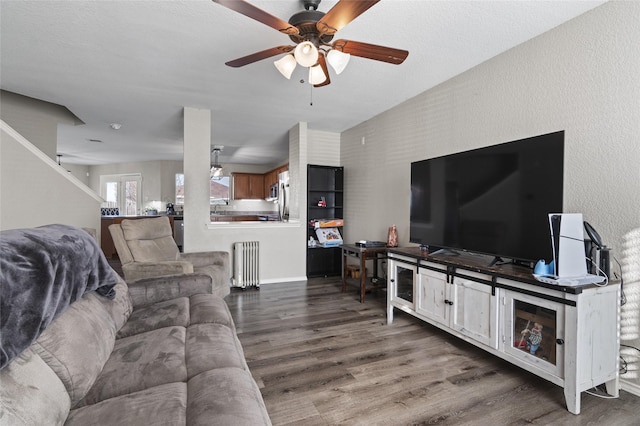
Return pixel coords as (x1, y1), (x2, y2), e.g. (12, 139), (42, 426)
(0, 0), (605, 166)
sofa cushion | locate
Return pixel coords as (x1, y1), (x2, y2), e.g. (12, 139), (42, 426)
(78, 326), (187, 407)
(188, 368), (272, 426)
(66, 382), (187, 426)
(0, 348), (70, 426)
(117, 294), (234, 339)
(31, 294), (116, 407)
(185, 324), (247, 379)
(189, 293), (235, 329)
(117, 297), (190, 339)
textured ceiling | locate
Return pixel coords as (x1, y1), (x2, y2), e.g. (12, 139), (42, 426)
(0, 0), (605, 166)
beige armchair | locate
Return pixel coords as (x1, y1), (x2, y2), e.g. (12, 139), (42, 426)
(109, 216), (230, 298)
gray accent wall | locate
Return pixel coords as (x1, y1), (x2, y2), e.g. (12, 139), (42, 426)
(340, 1), (640, 394)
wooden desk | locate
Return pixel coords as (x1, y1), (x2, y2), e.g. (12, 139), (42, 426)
(341, 244), (387, 303)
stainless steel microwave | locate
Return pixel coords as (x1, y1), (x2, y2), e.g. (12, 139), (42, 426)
(269, 183), (278, 199)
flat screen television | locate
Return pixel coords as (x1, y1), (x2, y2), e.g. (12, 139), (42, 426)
(410, 131), (564, 265)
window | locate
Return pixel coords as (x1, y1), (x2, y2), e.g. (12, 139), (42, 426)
(100, 174), (142, 215)
(176, 174), (184, 205)
(175, 174), (230, 206)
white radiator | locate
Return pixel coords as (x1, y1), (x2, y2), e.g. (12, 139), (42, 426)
(232, 241), (260, 289)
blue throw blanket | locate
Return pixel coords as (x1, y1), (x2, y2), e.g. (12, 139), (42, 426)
(0, 224), (118, 369)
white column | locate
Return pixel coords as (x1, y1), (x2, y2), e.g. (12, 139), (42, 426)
(183, 107), (211, 251)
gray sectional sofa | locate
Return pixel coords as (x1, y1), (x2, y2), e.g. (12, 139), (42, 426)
(0, 224), (270, 425)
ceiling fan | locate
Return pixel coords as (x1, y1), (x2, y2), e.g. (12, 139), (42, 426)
(212, 0), (409, 87)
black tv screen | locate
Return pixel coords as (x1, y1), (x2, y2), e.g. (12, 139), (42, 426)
(410, 131), (564, 264)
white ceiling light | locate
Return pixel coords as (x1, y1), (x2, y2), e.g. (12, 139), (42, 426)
(326, 50), (350, 75)
(308, 63), (327, 85)
(294, 41), (318, 67)
(274, 54), (296, 79)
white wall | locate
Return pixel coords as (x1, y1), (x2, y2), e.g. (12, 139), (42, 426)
(88, 159), (182, 212)
(0, 121), (102, 233)
(0, 90), (82, 161)
(88, 159), (282, 214)
(183, 115), (308, 283)
(308, 129), (341, 167)
(341, 1), (640, 393)
(64, 163), (90, 186)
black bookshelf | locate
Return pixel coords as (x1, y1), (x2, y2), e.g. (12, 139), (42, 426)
(307, 165), (344, 277)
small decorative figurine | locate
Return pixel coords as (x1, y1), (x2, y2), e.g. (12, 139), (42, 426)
(387, 224), (398, 247)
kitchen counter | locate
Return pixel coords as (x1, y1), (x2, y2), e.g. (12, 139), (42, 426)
(206, 219), (300, 230)
(210, 211), (280, 222)
(211, 215), (260, 222)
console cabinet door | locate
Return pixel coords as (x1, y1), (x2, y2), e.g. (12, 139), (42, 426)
(450, 276), (499, 349)
(388, 258), (416, 309)
(502, 290), (564, 379)
(416, 267), (449, 326)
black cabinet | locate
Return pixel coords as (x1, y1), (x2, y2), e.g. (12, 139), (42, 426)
(307, 165), (344, 277)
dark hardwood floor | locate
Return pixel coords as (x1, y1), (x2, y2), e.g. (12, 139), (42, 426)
(225, 277), (638, 426)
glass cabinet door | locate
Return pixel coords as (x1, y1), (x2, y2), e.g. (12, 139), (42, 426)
(389, 258), (416, 308)
(503, 290), (564, 378)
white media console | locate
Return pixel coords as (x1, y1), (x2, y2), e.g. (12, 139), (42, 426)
(386, 247), (620, 415)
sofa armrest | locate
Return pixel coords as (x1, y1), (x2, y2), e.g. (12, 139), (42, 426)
(179, 251), (229, 269)
(122, 261), (194, 282)
(127, 273), (213, 307)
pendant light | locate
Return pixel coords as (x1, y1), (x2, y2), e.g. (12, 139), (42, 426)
(210, 147), (223, 179)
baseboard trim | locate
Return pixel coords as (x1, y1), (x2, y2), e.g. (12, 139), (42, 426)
(621, 379), (640, 397)
(259, 276), (308, 285)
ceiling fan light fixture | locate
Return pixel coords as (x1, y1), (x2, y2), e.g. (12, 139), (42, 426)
(294, 41), (319, 67)
(274, 54), (297, 79)
(308, 63), (327, 85)
(327, 49), (350, 75)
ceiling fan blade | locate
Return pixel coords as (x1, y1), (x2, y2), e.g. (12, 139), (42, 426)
(212, 0), (299, 36)
(225, 46), (294, 68)
(332, 39), (408, 65)
(316, 0), (380, 36)
(314, 54), (331, 87)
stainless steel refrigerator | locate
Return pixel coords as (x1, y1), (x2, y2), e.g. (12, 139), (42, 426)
(278, 171), (289, 221)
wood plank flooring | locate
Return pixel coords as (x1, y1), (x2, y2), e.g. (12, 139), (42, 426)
(226, 277), (639, 426)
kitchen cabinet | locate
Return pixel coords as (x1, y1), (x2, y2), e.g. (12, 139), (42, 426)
(263, 164), (289, 197)
(264, 170), (276, 196)
(233, 173), (265, 199)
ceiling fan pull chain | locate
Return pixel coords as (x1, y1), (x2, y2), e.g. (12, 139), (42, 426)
(310, 83), (313, 106)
